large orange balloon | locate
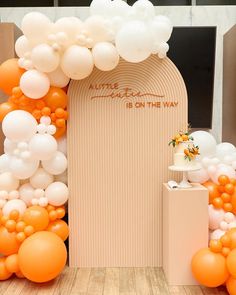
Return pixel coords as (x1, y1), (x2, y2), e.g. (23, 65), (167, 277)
(227, 249), (236, 277)
(203, 181), (221, 204)
(226, 276), (236, 295)
(191, 248), (229, 287)
(18, 231), (67, 283)
(0, 226), (20, 255)
(47, 220), (69, 241)
(0, 59), (25, 95)
(43, 87), (67, 111)
(23, 206), (49, 231)
(0, 257), (12, 280)
(53, 125), (66, 139)
(0, 102), (17, 122)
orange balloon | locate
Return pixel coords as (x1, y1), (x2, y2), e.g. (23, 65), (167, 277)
(224, 203), (233, 212)
(231, 188), (236, 214)
(191, 248), (229, 287)
(222, 247), (231, 257)
(209, 240), (222, 253)
(221, 234), (232, 248)
(18, 231), (67, 283)
(227, 249), (236, 277)
(213, 197), (224, 209)
(43, 87), (67, 111)
(226, 276), (236, 295)
(15, 270), (25, 278)
(218, 185), (225, 193)
(221, 193), (231, 203)
(0, 257), (12, 280)
(23, 206), (49, 231)
(203, 181), (220, 203)
(47, 220), (69, 241)
(5, 254), (19, 273)
(53, 125), (66, 139)
(0, 58), (25, 95)
(225, 183), (235, 195)
(0, 102), (17, 122)
(227, 228), (236, 249)
(218, 175), (230, 186)
(0, 226), (20, 255)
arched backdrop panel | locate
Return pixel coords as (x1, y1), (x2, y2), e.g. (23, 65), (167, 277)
(68, 55), (188, 267)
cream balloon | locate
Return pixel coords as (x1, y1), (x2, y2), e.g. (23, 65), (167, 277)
(45, 182), (69, 206)
(21, 12), (52, 44)
(47, 67), (70, 88)
(0, 172), (19, 192)
(19, 183), (35, 206)
(191, 131), (217, 158)
(92, 42), (119, 71)
(2, 110), (37, 142)
(10, 157), (39, 180)
(30, 168), (54, 189)
(20, 70), (50, 99)
(61, 45), (94, 80)
(2, 199), (26, 216)
(42, 151), (67, 175)
(115, 21), (152, 63)
(15, 35), (31, 58)
(29, 134), (57, 161)
(31, 44), (60, 73)
(0, 154), (10, 173)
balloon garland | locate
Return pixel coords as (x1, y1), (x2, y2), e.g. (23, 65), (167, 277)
(0, 0), (173, 284)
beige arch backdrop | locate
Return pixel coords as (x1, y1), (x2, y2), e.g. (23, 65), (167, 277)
(68, 55), (188, 267)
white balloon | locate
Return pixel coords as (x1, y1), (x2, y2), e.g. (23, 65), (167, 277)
(150, 16), (173, 43)
(201, 157), (212, 168)
(34, 188), (45, 199)
(223, 155), (234, 165)
(45, 181), (69, 206)
(0, 172), (19, 192)
(191, 131), (217, 158)
(2, 199), (26, 216)
(229, 222), (236, 229)
(224, 212), (235, 223)
(90, 0), (112, 17)
(30, 167), (54, 189)
(47, 67), (70, 88)
(57, 135), (67, 156)
(232, 161), (236, 170)
(42, 151), (67, 175)
(210, 229), (226, 240)
(0, 154), (10, 173)
(116, 21), (152, 63)
(109, 0), (131, 18)
(29, 134), (57, 161)
(220, 221), (229, 231)
(207, 165), (217, 175)
(15, 35), (31, 58)
(216, 143), (236, 160)
(8, 190), (19, 200)
(4, 139), (17, 154)
(187, 167), (209, 184)
(211, 164), (236, 184)
(21, 12), (52, 44)
(92, 42), (119, 71)
(20, 70), (50, 99)
(211, 157), (220, 166)
(54, 170), (68, 185)
(2, 110), (37, 142)
(10, 157), (39, 179)
(61, 45), (94, 80)
(19, 183), (35, 205)
(132, 0), (155, 20)
(31, 43), (60, 73)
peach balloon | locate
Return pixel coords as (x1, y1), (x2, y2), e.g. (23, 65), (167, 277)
(5, 254), (20, 273)
(0, 226), (20, 255)
(0, 257), (12, 280)
(47, 220), (69, 241)
(23, 206), (49, 231)
(191, 248), (229, 287)
(0, 58), (25, 95)
(18, 231), (67, 282)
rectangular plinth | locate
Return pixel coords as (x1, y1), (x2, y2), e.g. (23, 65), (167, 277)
(162, 183), (208, 285)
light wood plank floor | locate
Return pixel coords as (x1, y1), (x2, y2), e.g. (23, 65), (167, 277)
(0, 267), (228, 295)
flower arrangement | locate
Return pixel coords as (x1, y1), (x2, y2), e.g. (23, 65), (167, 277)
(184, 145), (200, 161)
(168, 130), (193, 147)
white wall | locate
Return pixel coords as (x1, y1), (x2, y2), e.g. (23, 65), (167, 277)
(0, 5), (236, 142)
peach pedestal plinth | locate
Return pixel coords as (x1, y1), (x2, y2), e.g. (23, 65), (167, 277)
(162, 183), (208, 285)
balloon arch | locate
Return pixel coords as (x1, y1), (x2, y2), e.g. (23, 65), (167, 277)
(1, 1), (236, 294)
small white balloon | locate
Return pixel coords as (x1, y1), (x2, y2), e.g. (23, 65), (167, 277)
(210, 229), (225, 240)
(220, 221), (229, 231)
(0, 172), (19, 192)
(30, 167), (54, 189)
(31, 43), (60, 73)
(34, 188), (45, 199)
(8, 190), (19, 200)
(31, 198), (39, 206)
(10, 157), (39, 180)
(45, 181), (69, 206)
(2, 110), (37, 142)
(42, 151), (67, 175)
(20, 70), (50, 99)
(38, 197), (48, 207)
(40, 116), (51, 126)
(92, 42), (119, 71)
(29, 134), (58, 161)
(47, 125), (56, 135)
(37, 124), (47, 134)
(208, 204), (225, 230)
(229, 221), (236, 229)
(19, 183), (35, 205)
(224, 212), (235, 223)
(2, 199), (26, 216)
(15, 35), (31, 58)
(207, 165), (217, 175)
(47, 67), (70, 88)
(61, 45), (94, 80)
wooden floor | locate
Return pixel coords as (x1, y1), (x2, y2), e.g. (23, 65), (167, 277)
(0, 267), (228, 295)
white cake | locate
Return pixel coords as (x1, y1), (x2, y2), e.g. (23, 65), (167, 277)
(174, 141), (198, 168)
